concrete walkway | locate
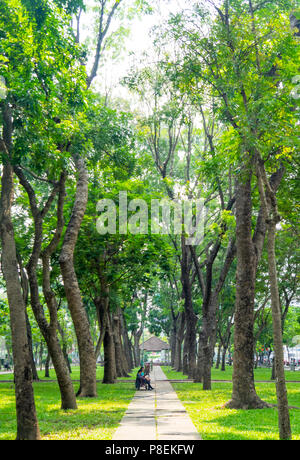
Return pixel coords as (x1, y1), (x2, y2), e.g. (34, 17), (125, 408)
(113, 366), (201, 441)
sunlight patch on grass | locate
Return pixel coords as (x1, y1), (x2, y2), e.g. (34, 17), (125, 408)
(0, 381), (135, 440)
(170, 381), (300, 440)
(161, 366), (300, 382)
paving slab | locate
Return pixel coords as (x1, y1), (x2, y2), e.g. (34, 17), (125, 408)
(112, 366), (201, 441)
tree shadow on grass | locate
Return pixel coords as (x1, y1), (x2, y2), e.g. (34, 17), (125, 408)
(174, 382), (300, 440)
(0, 381), (136, 440)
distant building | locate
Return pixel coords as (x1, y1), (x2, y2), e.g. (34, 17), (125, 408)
(139, 336), (170, 364)
(284, 345), (300, 363)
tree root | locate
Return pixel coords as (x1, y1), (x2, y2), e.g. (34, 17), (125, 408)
(224, 397), (270, 410)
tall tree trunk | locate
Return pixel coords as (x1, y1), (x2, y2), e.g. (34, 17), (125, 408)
(94, 284), (109, 363)
(39, 342), (44, 371)
(226, 175), (268, 409)
(120, 309), (133, 372)
(181, 238), (197, 378)
(58, 322), (72, 374)
(257, 163), (291, 439)
(169, 328), (176, 368)
(182, 330), (189, 375)
(15, 168), (77, 409)
(45, 354), (50, 378)
(18, 252), (39, 381)
(113, 312), (129, 377)
(41, 177), (76, 408)
(0, 157), (40, 440)
(197, 299), (218, 389)
(25, 310), (39, 381)
(103, 311), (117, 383)
(226, 165), (284, 408)
(47, 335), (78, 409)
(221, 347), (227, 372)
(133, 329), (142, 367)
(59, 156), (97, 397)
(201, 296), (219, 390)
(195, 332), (204, 383)
(202, 317), (217, 390)
(173, 312), (185, 372)
(120, 333), (130, 375)
(169, 311), (179, 368)
(271, 360), (276, 381)
(25, 263), (77, 408)
(196, 239), (235, 388)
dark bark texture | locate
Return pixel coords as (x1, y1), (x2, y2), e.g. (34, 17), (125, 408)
(0, 159), (40, 439)
(59, 156), (97, 397)
(226, 175), (267, 409)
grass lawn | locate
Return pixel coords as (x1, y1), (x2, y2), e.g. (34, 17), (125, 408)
(162, 367), (300, 440)
(0, 367), (138, 440)
(162, 366), (300, 382)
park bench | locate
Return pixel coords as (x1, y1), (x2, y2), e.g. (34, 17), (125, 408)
(136, 379), (147, 390)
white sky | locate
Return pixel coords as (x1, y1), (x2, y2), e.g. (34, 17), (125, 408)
(80, 0), (188, 102)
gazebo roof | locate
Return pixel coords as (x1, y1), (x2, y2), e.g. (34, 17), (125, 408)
(139, 336), (170, 352)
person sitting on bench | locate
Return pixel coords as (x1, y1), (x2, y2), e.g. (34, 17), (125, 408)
(144, 374), (154, 390)
(135, 368), (145, 390)
(135, 367), (154, 390)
